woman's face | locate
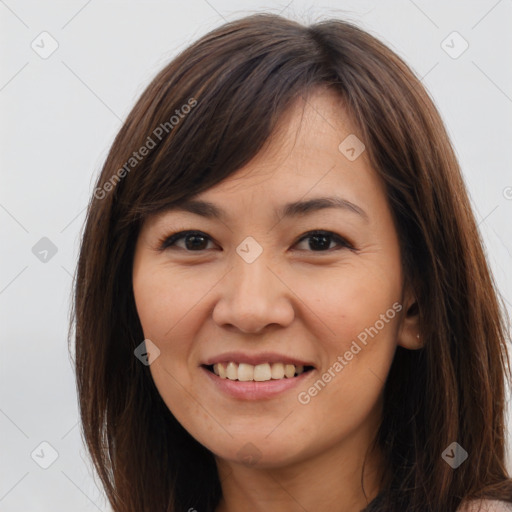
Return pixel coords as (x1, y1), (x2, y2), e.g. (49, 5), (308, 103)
(132, 88), (416, 470)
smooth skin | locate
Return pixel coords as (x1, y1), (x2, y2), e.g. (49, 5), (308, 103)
(132, 86), (422, 512)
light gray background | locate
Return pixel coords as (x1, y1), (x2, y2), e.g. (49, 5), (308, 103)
(1, 1), (511, 510)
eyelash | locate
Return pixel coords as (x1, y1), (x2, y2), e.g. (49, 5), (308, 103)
(157, 229), (356, 253)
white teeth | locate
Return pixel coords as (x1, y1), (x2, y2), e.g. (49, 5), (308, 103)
(284, 364), (295, 378)
(253, 363), (271, 381)
(226, 362), (238, 380)
(237, 363), (254, 381)
(271, 362), (285, 379)
(211, 362), (308, 381)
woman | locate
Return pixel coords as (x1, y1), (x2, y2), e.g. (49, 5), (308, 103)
(72, 12), (512, 512)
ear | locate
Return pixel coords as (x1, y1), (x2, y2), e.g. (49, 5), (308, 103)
(397, 285), (423, 350)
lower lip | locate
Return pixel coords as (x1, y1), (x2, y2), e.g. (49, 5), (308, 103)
(200, 366), (315, 400)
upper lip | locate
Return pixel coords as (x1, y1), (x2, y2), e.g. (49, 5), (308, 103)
(202, 351), (315, 368)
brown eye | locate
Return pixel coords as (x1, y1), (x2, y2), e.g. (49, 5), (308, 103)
(159, 229), (355, 253)
(294, 231), (354, 252)
(160, 231), (214, 251)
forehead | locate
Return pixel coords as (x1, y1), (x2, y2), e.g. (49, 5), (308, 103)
(185, 88), (383, 210)
(143, 87), (389, 231)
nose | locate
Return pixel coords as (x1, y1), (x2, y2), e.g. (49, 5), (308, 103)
(212, 252), (295, 334)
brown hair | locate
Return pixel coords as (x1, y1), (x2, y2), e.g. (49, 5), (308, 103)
(71, 12), (512, 512)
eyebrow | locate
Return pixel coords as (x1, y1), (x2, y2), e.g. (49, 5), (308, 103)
(165, 196), (368, 222)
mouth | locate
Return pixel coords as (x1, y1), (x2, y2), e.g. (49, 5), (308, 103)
(200, 362), (316, 400)
(201, 362), (316, 382)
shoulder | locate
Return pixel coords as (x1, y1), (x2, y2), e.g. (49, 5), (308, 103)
(457, 499), (512, 512)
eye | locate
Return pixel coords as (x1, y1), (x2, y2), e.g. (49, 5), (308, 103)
(158, 229), (355, 253)
(159, 230), (215, 251)
(293, 230), (355, 252)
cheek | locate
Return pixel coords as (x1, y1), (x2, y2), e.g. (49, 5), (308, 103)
(132, 265), (167, 340)
(292, 266), (400, 439)
(288, 260), (402, 414)
(133, 263), (208, 340)
(291, 261), (401, 341)
(132, 264), (202, 421)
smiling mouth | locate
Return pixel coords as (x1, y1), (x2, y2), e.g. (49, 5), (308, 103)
(202, 362), (315, 382)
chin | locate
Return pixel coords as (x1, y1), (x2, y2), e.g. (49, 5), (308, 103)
(210, 436), (306, 469)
